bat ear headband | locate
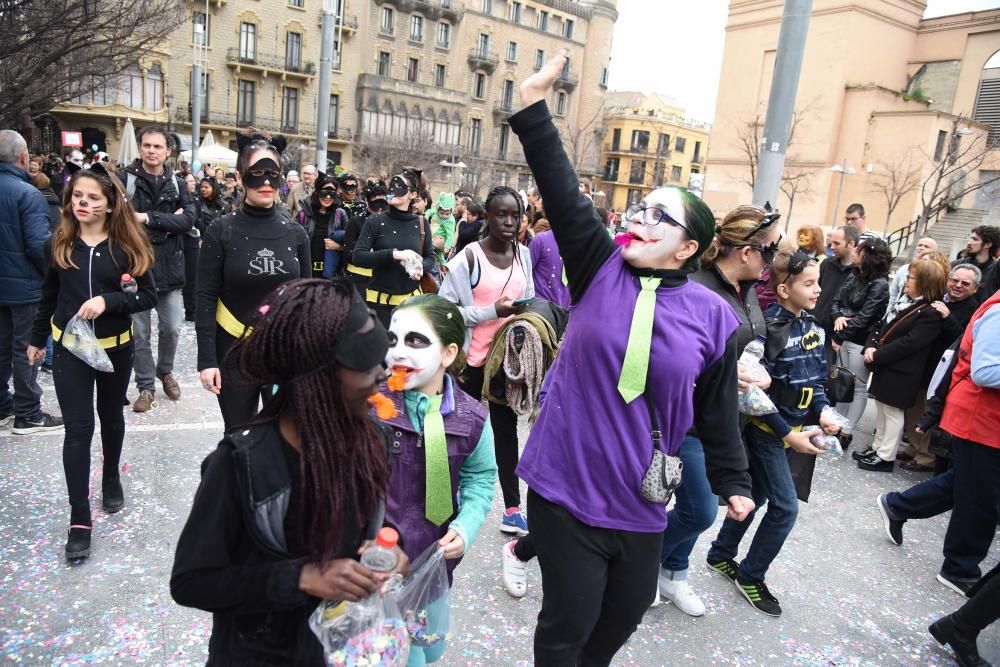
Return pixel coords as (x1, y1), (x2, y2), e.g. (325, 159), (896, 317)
(235, 132), (288, 156)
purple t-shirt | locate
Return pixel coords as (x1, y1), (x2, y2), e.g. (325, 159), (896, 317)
(517, 251), (739, 532)
(529, 230), (571, 309)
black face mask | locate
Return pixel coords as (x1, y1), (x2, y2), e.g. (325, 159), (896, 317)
(242, 158), (282, 189)
(388, 175), (411, 198)
(342, 182), (358, 193)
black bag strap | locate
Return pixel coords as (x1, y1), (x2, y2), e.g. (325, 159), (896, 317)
(642, 383), (662, 454)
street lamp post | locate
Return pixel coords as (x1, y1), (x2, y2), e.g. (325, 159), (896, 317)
(191, 2), (208, 169)
(828, 158), (856, 228)
(439, 157), (467, 192)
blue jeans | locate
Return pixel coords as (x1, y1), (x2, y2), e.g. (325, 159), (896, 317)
(660, 435), (718, 575)
(44, 335), (53, 366)
(707, 425), (799, 582)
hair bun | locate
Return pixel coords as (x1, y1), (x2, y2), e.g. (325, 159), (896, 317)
(269, 135), (288, 153)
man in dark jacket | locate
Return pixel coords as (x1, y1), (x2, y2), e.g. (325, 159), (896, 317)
(813, 225), (858, 369)
(0, 130), (63, 434)
(122, 126), (196, 412)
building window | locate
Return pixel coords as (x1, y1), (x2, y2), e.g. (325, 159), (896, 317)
(933, 130), (948, 161)
(627, 188), (642, 206)
(675, 136), (686, 153)
(477, 33), (490, 56)
(501, 79), (514, 110)
(506, 41), (518, 62)
(380, 7), (394, 35)
(329, 94), (340, 135)
(437, 22), (450, 48)
(410, 15), (424, 42)
(653, 162), (665, 185)
(193, 11), (209, 46)
(629, 159), (645, 184)
(286, 32), (302, 71)
(508, 1), (521, 23)
(332, 38), (342, 69)
(561, 56), (571, 80)
(555, 91), (566, 115)
(657, 134), (670, 155)
(289, 0), (303, 6)
(482, 0), (492, 14)
(563, 18), (574, 39)
(473, 72), (486, 99)
(237, 79), (256, 125)
(611, 127), (620, 151)
(190, 71), (209, 120)
(377, 51), (391, 76)
(693, 141), (702, 162)
(469, 118), (482, 153)
(538, 10), (548, 30)
(498, 123), (510, 159)
(407, 57), (419, 82)
(600, 67), (609, 87)
(441, 0), (451, 7)
(671, 165), (683, 181)
(534, 48), (544, 69)
(281, 87), (299, 132)
(434, 64), (446, 88)
(121, 65), (143, 108)
(631, 130), (650, 152)
(605, 158), (619, 181)
(239, 22), (257, 61)
(144, 64), (163, 111)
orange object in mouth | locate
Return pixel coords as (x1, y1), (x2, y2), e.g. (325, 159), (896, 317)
(387, 367), (413, 392)
(368, 392), (397, 419)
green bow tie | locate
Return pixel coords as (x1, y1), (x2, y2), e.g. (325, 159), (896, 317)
(423, 394), (452, 526)
(617, 276), (661, 403)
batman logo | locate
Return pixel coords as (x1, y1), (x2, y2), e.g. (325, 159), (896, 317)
(801, 330), (822, 350)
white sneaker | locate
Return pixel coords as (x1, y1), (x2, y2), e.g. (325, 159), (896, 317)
(650, 585), (662, 608)
(658, 575), (706, 617)
(501, 541), (527, 598)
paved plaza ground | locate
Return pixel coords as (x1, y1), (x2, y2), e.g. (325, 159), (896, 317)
(1, 321), (997, 665)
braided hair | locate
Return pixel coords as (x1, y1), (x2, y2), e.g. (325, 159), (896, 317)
(480, 185), (524, 241)
(227, 278), (389, 566)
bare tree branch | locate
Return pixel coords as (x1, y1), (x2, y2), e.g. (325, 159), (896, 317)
(868, 150), (922, 235)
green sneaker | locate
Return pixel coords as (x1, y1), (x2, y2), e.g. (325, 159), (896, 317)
(706, 557), (740, 582)
(735, 576), (782, 617)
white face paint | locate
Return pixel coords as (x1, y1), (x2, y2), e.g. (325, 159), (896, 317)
(620, 187), (692, 269)
(385, 308), (445, 392)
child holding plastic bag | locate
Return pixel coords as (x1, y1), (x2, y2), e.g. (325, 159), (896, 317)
(378, 294), (498, 665)
(27, 163), (156, 561)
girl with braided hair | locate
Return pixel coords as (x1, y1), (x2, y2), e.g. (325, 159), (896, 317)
(172, 278), (408, 665)
(195, 131), (310, 430)
(439, 184), (534, 535)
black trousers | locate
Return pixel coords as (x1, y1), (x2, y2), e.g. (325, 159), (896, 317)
(182, 238), (200, 318)
(52, 343), (134, 525)
(216, 329), (271, 431)
(529, 490), (661, 666)
(460, 364), (521, 509)
(952, 563), (1000, 633)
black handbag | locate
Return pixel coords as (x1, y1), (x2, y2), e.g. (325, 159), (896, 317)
(826, 350), (856, 404)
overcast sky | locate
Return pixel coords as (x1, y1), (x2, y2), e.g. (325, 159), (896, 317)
(606, 0), (1000, 124)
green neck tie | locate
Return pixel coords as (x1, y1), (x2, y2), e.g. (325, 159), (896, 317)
(423, 394), (452, 526)
(617, 276), (661, 404)
(561, 264), (568, 286)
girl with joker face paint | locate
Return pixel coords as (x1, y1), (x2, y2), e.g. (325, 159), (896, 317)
(378, 294), (498, 666)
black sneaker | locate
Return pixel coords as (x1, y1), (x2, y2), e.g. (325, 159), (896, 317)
(876, 494), (904, 546)
(735, 574), (782, 616)
(707, 557), (740, 582)
(66, 525), (92, 560)
(929, 615), (989, 667)
(936, 573), (977, 597)
(12, 412), (64, 435)
(851, 446), (874, 462)
(102, 477), (125, 513)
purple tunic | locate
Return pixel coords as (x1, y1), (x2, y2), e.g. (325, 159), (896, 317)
(529, 230), (571, 308)
(517, 251), (739, 532)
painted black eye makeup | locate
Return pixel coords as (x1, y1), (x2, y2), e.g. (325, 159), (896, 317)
(387, 332), (398, 346)
(404, 332), (432, 348)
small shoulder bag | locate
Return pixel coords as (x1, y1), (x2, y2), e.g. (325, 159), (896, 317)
(640, 385), (684, 505)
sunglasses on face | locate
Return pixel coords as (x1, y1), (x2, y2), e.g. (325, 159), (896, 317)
(744, 238), (780, 265)
(625, 205), (694, 239)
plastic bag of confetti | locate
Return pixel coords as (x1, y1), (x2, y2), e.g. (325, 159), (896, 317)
(310, 577), (410, 666)
(395, 545), (450, 648)
(60, 315), (115, 372)
(738, 384), (777, 416)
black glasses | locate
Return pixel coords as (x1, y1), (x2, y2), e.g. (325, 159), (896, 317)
(781, 250), (813, 284)
(741, 211), (781, 241)
(625, 205), (693, 238)
(743, 238), (781, 266)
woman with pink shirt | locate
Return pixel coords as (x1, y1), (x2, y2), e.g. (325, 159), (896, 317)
(440, 185), (535, 534)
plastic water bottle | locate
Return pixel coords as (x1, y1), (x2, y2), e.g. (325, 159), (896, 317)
(120, 273), (137, 295)
(739, 335), (768, 384)
(360, 527), (399, 573)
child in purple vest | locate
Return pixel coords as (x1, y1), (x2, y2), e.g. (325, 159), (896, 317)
(378, 294), (498, 666)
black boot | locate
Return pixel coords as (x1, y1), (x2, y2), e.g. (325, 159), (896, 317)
(102, 476), (124, 513)
(929, 615), (990, 667)
(66, 524), (92, 560)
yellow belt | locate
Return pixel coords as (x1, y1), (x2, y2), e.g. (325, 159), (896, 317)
(748, 418), (803, 449)
(365, 288), (420, 307)
(52, 319), (132, 349)
(216, 300), (252, 338)
(347, 264), (373, 277)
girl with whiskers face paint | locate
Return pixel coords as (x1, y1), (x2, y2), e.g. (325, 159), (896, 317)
(379, 294), (497, 666)
(195, 131), (311, 430)
(27, 164), (156, 560)
(503, 51), (754, 664)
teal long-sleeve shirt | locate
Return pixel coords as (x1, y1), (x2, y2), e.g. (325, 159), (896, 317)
(403, 382), (497, 551)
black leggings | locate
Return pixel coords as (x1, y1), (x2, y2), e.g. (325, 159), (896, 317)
(460, 364), (521, 509)
(217, 329), (271, 431)
(952, 564), (1000, 633)
(53, 343), (134, 526)
(529, 490), (661, 666)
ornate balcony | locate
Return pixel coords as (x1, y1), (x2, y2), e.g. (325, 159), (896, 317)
(468, 48), (499, 74)
(377, 0), (463, 23)
(225, 48), (316, 80)
(553, 72), (578, 93)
